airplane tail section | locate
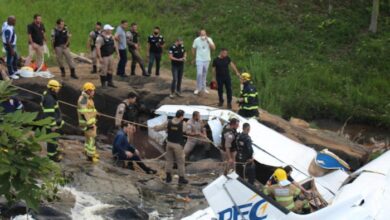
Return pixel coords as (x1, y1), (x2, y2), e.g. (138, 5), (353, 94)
(203, 172), (289, 220)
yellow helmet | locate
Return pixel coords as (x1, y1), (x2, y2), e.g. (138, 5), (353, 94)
(241, 72), (251, 81)
(47, 80), (62, 89)
(83, 82), (96, 91)
(273, 168), (287, 182)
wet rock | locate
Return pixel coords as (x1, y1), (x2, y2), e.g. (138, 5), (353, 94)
(186, 158), (224, 174)
(103, 207), (149, 220)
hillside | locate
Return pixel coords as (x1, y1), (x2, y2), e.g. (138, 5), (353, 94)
(1, 0), (389, 127)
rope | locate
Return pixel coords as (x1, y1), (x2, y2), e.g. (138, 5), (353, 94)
(10, 84), (218, 145)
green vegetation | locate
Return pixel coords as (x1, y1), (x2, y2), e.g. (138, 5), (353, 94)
(1, 0), (389, 127)
(0, 81), (64, 210)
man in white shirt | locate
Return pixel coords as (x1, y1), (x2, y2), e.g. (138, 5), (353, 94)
(192, 29), (216, 95)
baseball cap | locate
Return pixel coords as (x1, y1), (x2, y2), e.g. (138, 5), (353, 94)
(103, 24), (114, 30)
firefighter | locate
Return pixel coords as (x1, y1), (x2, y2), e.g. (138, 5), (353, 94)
(238, 72), (259, 118)
(221, 118), (239, 170)
(77, 82), (99, 163)
(264, 168), (310, 213)
(236, 123), (255, 185)
(41, 79), (64, 162)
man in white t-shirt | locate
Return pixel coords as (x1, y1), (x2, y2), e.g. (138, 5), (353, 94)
(192, 29), (216, 95)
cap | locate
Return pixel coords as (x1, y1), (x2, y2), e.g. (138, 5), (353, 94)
(103, 24), (114, 30)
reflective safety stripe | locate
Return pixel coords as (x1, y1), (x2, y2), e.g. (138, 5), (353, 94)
(242, 93), (258, 97)
(86, 118), (97, 125)
(84, 137), (96, 156)
(285, 202), (295, 210)
(275, 196), (294, 202)
(78, 108), (97, 113)
(47, 151), (57, 156)
(43, 108), (55, 113)
(241, 106), (258, 110)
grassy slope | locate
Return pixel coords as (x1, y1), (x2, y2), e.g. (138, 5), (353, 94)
(1, 0), (389, 127)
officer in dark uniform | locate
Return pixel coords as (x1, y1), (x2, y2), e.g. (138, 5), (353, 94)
(236, 123), (256, 185)
(147, 26), (165, 76)
(168, 37), (186, 98)
(221, 118), (240, 170)
(40, 80), (64, 162)
(238, 72), (259, 118)
(126, 22), (148, 76)
(51, 18), (78, 79)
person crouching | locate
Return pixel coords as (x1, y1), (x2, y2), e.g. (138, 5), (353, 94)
(113, 122), (157, 174)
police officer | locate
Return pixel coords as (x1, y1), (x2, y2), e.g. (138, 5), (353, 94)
(236, 123), (256, 185)
(238, 72), (259, 118)
(264, 168), (310, 213)
(87, 22), (102, 74)
(78, 82), (99, 163)
(96, 24), (118, 88)
(51, 18), (78, 79)
(221, 118), (239, 169)
(153, 110), (189, 184)
(126, 22), (148, 76)
(115, 92), (139, 127)
(168, 37), (186, 98)
(147, 26), (165, 76)
(41, 80), (64, 162)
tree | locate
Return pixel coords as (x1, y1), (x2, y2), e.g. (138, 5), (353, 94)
(0, 81), (64, 212)
(369, 0), (380, 33)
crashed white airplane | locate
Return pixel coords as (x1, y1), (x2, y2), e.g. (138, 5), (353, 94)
(147, 105), (390, 220)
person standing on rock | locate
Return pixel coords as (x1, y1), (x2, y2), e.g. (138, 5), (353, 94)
(147, 26), (164, 76)
(221, 118), (239, 171)
(87, 21), (102, 74)
(168, 37), (186, 98)
(96, 24), (118, 88)
(115, 20), (128, 77)
(235, 123), (255, 185)
(25, 14), (46, 68)
(126, 22), (148, 76)
(212, 48), (240, 109)
(183, 111), (209, 158)
(2, 16), (18, 79)
(78, 82), (99, 163)
(153, 109), (189, 184)
(113, 122), (157, 174)
(192, 29), (216, 95)
(40, 80), (64, 162)
(51, 18), (78, 79)
(238, 72), (259, 118)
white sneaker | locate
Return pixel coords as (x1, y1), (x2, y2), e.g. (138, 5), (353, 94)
(194, 90), (199, 95)
(204, 89), (210, 94)
(10, 74), (19, 79)
(169, 94), (174, 99)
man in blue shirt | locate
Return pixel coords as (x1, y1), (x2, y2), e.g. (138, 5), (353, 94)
(2, 16), (18, 79)
(113, 122), (156, 174)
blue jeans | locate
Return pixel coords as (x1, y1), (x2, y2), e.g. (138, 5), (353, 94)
(4, 45), (18, 76)
(148, 52), (161, 75)
(116, 49), (127, 75)
(171, 64), (184, 93)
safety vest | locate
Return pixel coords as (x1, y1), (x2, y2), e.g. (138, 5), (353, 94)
(264, 184), (301, 210)
(77, 92), (97, 130)
(167, 119), (184, 145)
(41, 90), (64, 128)
(236, 133), (253, 162)
(221, 125), (237, 151)
(240, 82), (259, 110)
(100, 35), (115, 57)
(53, 27), (69, 47)
(122, 101), (139, 123)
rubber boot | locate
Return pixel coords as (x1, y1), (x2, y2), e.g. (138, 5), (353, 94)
(60, 67), (66, 77)
(91, 65), (97, 74)
(100, 75), (107, 88)
(70, 68), (78, 79)
(178, 176), (189, 185)
(165, 172), (172, 183)
(106, 74), (117, 88)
